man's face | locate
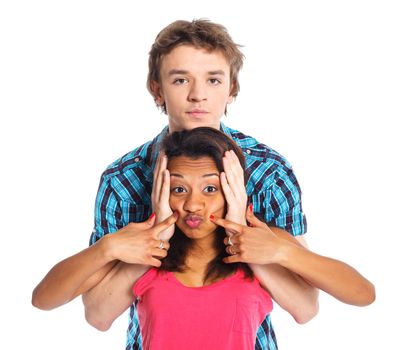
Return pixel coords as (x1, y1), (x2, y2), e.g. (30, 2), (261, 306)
(154, 45), (234, 132)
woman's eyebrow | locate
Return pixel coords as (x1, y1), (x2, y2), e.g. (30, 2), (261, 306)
(169, 173), (183, 178)
(169, 173), (219, 178)
(202, 173), (220, 178)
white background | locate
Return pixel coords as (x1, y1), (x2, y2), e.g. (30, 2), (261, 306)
(1, 1), (394, 349)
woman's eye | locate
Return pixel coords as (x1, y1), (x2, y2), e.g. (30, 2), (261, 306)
(204, 185), (217, 193)
(172, 186), (186, 193)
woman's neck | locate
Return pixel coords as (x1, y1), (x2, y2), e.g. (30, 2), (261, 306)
(174, 236), (218, 287)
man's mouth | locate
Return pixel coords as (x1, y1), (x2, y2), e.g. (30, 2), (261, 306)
(186, 109), (208, 117)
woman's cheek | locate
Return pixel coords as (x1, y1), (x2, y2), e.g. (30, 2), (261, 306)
(169, 196), (179, 212)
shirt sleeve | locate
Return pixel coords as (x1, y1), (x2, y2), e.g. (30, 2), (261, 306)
(252, 164), (307, 236)
(89, 173), (123, 246)
(262, 166), (307, 236)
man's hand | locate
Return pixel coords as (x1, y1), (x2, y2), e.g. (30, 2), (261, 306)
(105, 212), (178, 267)
(221, 150), (248, 227)
(151, 152), (175, 241)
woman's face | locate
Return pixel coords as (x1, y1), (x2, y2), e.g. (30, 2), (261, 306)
(168, 155), (226, 241)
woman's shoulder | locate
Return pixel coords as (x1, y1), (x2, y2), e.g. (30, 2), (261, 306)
(133, 268), (168, 297)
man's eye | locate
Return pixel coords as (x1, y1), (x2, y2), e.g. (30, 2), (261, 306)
(208, 78), (221, 85)
(173, 78), (188, 85)
(204, 185), (217, 193)
(172, 187), (186, 193)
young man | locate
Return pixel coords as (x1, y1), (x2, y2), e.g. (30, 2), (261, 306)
(83, 19), (319, 350)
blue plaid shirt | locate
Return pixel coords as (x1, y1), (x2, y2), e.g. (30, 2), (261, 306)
(90, 123), (307, 350)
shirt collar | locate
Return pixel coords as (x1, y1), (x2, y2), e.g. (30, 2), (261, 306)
(150, 123), (231, 169)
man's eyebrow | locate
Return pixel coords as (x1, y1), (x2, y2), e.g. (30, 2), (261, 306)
(207, 70), (225, 76)
(167, 69), (225, 76)
(167, 69), (189, 76)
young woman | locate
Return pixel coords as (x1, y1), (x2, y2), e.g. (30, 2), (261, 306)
(129, 127), (375, 349)
(32, 127), (374, 349)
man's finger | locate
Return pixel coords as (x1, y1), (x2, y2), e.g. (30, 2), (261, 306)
(152, 212), (178, 238)
(159, 169), (170, 202)
(220, 172), (234, 203)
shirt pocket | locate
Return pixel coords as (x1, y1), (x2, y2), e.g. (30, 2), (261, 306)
(232, 297), (261, 335)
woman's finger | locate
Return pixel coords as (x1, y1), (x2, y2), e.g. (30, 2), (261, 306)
(246, 206), (268, 228)
(223, 255), (242, 264)
(226, 244), (240, 256)
(210, 215), (244, 234)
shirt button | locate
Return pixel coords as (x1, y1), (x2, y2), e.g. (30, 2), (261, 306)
(246, 149), (251, 155)
(134, 157), (140, 162)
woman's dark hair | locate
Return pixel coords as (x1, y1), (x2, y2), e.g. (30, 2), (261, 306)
(159, 127), (253, 283)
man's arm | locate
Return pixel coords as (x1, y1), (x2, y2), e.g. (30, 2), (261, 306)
(83, 154), (178, 331)
(248, 230), (319, 324)
(82, 261), (148, 331)
(221, 150), (319, 323)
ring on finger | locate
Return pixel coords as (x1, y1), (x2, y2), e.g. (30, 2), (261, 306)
(159, 240), (165, 250)
(228, 245), (237, 255)
(227, 236), (234, 246)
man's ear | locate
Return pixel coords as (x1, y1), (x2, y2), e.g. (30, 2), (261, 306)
(227, 80), (237, 103)
(150, 80), (164, 106)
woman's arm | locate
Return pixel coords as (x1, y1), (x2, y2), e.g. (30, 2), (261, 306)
(32, 238), (117, 310)
(213, 211), (375, 308)
(32, 214), (176, 311)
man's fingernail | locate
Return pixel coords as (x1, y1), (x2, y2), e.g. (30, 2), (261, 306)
(149, 212), (156, 220)
(209, 214), (215, 220)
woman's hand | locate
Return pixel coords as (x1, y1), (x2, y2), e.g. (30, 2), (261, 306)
(221, 150), (248, 227)
(105, 212), (178, 267)
(151, 152), (175, 241)
(211, 207), (298, 265)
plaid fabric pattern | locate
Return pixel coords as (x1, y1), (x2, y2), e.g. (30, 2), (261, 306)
(90, 123), (307, 350)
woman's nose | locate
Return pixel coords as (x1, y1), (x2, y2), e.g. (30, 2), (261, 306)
(183, 192), (204, 213)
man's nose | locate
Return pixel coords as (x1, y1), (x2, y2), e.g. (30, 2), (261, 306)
(187, 80), (207, 102)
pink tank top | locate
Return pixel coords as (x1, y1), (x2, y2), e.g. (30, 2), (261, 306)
(133, 268), (273, 350)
